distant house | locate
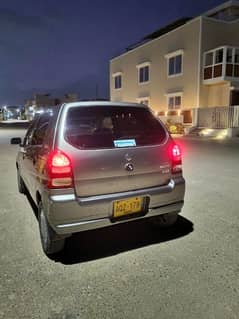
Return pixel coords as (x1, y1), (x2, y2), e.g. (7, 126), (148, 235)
(110, 0), (239, 134)
(25, 93), (78, 120)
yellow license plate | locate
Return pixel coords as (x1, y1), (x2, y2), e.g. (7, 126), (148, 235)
(113, 197), (143, 218)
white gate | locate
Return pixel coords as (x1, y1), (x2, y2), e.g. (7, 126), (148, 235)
(197, 106), (239, 128)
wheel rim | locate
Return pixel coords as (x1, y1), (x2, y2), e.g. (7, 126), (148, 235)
(17, 171), (21, 187)
(39, 208), (49, 249)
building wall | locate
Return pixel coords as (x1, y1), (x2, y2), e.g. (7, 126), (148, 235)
(34, 94), (55, 107)
(200, 17), (239, 107)
(207, 83), (231, 107)
(62, 93), (78, 103)
(201, 16), (239, 52)
(110, 18), (201, 113)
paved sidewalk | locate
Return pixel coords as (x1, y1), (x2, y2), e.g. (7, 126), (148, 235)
(173, 134), (239, 145)
(0, 120), (29, 123)
(0, 121), (29, 129)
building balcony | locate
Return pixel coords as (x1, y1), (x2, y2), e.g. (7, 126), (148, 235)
(203, 46), (239, 85)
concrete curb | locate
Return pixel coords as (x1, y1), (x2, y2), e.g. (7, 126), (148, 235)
(175, 134), (239, 145)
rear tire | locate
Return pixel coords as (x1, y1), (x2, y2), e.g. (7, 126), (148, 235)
(150, 212), (178, 228)
(17, 169), (26, 194)
(38, 202), (65, 255)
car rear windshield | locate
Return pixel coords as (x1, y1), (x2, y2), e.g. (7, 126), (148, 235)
(64, 106), (167, 149)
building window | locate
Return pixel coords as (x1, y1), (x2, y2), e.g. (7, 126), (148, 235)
(114, 75), (122, 89)
(227, 48), (233, 63)
(166, 93), (182, 110)
(136, 62), (150, 84)
(204, 49), (223, 79)
(168, 55), (182, 76)
(165, 50), (183, 77)
(204, 47), (239, 80)
(205, 52), (213, 66)
(139, 66), (149, 83)
(235, 49), (239, 64)
(215, 48), (223, 64)
(233, 49), (239, 77)
(113, 72), (122, 90)
(137, 97), (150, 106)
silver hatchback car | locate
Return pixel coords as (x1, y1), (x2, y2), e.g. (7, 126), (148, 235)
(16, 101), (185, 255)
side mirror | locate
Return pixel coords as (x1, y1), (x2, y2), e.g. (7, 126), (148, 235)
(10, 137), (22, 145)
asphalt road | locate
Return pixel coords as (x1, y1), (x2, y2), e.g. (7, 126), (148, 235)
(0, 126), (239, 319)
(0, 122), (27, 144)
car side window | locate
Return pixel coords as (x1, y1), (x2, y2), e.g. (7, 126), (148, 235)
(23, 120), (37, 146)
(31, 114), (50, 146)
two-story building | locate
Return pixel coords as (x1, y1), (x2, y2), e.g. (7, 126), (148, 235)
(110, 0), (239, 134)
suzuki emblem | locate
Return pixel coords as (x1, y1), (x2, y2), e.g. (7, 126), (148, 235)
(125, 163), (134, 172)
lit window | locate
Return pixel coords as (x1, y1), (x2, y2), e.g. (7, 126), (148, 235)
(167, 94), (182, 110)
(175, 96), (181, 108)
(168, 97), (174, 109)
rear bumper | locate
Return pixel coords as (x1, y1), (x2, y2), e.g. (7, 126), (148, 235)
(55, 201), (184, 233)
(44, 176), (185, 235)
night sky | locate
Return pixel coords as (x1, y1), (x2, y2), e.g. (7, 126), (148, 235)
(0, 0), (225, 105)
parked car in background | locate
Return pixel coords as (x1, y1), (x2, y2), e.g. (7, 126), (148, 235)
(2, 105), (24, 120)
(14, 101), (185, 256)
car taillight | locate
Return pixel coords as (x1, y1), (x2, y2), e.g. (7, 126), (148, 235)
(171, 144), (182, 174)
(46, 150), (73, 189)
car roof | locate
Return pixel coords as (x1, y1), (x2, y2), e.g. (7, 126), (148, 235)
(62, 101), (148, 109)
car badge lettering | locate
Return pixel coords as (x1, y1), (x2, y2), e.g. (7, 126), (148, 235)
(125, 153), (132, 162)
